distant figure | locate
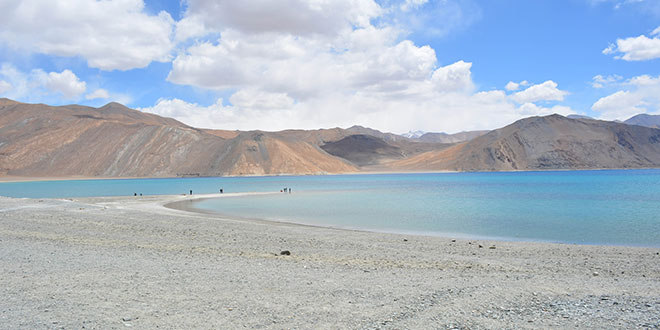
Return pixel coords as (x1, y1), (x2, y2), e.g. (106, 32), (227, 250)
(190, 190), (193, 195)
(134, 193), (137, 196)
(140, 193), (142, 196)
(284, 188), (288, 193)
(220, 188), (223, 194)
(289, 188), (292, 194)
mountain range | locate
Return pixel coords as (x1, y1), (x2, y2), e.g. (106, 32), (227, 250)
(2, 98), (660, 178)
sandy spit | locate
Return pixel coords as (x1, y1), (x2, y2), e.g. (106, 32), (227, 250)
(0, 194), (658, 329)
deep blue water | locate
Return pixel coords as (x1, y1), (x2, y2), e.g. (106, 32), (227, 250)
(2, 170), (660, 247)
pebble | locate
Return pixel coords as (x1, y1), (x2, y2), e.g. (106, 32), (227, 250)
(592, 272), (599, 276)
(280, 250), (291, 256)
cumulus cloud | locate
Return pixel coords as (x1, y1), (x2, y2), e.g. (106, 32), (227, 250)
(85, 89), (110, 100)
(0, 0), (175, 70)
(176, 0), (381, 40)
(510, 80), (569, 104)
(39, 70), (87, 99)
(141, 87), (575, 134)
(0, 63), (92, 102)
(505, 81), (520, 91)
(592, 74), (660, 119)
(149, 0), (575, 133)
(603, 26), (660, 61)
(505, 80), (529, 91)
(168, 27), (438, 99)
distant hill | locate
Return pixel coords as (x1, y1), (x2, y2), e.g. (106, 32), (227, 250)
(390, 115), (660, 171)
(417, 130), (489, 143)
(401, 130), (426, 139)
(567, 114), (593, 120)
(2, 98), (660, 178)
(320, 135), (405, 166)
(624, 114), (660, 129)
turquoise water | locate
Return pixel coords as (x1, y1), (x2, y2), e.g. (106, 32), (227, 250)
(2, 170), (660, 247)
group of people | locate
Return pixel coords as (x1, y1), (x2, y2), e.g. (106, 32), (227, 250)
(281, 187), (292, 193)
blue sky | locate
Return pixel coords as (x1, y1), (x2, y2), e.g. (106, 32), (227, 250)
(1, 0), (659, 133)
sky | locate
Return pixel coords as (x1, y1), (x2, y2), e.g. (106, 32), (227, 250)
(0, 0), (659, 134)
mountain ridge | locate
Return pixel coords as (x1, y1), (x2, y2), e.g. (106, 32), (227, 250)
(2, 99), (660, 178)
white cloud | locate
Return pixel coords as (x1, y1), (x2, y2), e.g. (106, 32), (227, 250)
(603, 26), (660, 61)
(0, 63), (92, 102)
(592, 74), (660, 119)
(39, 70), (87, 99)
(152, 0), (575, 133)
(505, 80), (529, 91)
(176, 0), (381, 40)
(168, 28), (437, 99)
(510, 80), (569, 103)
(401, 0), (429, 11)
(505, 81), (520, 91)
(0, 0), (175, 70)
(0, 80), (11, 94)
(591, 74), (623, 88)
(592, 90), (647, 119)
(141, 83), (577, 134)
(85, 89), (110, 100)
(431, 60), (474, 92)
(229, 89), (295, 110)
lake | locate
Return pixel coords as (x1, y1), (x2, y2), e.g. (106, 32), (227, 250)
(2, 170), (660, 247)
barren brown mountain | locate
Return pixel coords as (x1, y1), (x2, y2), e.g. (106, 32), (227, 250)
(0, 99), (357, 177)
(3, 98), (660, 178)
(390, 114), (660, 171)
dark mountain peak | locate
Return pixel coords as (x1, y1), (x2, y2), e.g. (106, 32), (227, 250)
(99, 101), (131, 112)
(624, 113), (660, 129)
(567, 114), (593, 120)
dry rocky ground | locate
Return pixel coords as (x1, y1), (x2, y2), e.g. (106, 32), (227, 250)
(0, 195), (659, 329)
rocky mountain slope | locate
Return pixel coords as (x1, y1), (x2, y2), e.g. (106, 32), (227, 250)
(417, 130), (489, 143)
(0, 99), (356, 177)
(624, 114), (660, 129)
(2, 98), (660, 178)
(391, 115), (660, 171)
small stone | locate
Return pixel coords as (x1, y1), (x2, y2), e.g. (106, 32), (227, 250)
(451, 239), (456, 242)
(403, 239), (408, 242)
(228, 308), (233, 311)
(478, 244), (483, 248)
(592, 271), (599, 276)
(280, 250), (291, 256)
(489, 246), (496, 249)
(122, 317), (133, 322)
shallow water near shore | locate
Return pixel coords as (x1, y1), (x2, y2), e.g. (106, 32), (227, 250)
(2, 170), (660, 246)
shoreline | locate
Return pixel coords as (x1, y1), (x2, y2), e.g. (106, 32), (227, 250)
(166, 193), (660, 249)
(2, 166), (660, 183)
(1, 194), (658, 328)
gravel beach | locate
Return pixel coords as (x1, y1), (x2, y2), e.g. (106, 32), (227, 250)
(1, 194), (659, 329)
